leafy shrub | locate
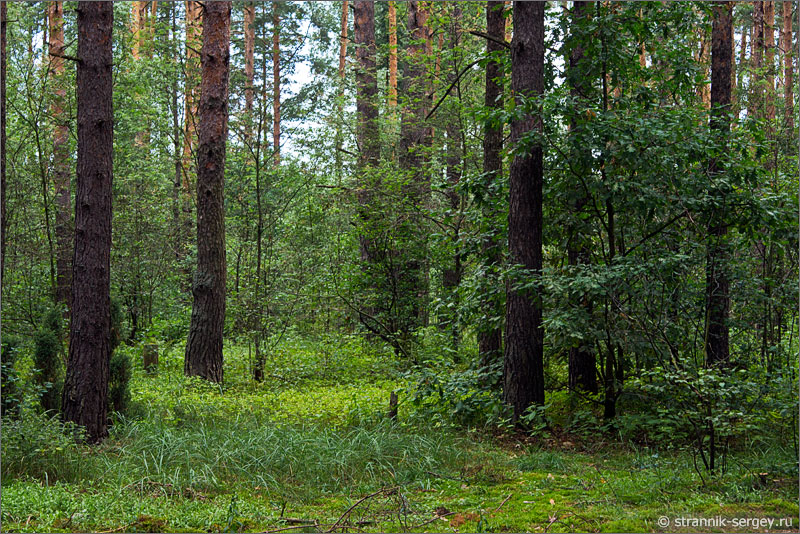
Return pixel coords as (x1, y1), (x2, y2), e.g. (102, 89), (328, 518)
(33, 328), (62, 413)
(1, 335), (22, 418)
(406, 359), (505, 427)
(109, 350), (132, 415)
(1, 410), (88, 482)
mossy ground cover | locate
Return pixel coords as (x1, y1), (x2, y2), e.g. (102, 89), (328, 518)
(2, 336), (797, 533)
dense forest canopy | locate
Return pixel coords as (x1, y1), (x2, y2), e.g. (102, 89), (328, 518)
(0, 1), (798, 532)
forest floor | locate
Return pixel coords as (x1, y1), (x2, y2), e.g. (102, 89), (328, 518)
(2, 335), (797, 533)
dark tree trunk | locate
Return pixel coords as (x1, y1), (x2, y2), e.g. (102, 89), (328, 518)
(184, 0), (231, 383)
(353, 0), (383, 323)
(397, 0), (432, 336)
(61, 0), (114, 444)
(566, 1), (597, 394)
(49, 1), (73, 311)
(354, 0), (380, 261)
(705, 1), (733, 367)
(504, 1), (545, 422)
(477, 1), (506, 368)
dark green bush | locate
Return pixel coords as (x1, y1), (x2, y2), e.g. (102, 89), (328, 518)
(1, 335), (21, 418)
(33, 328), (62, 413)
(109, 350), (132, 415)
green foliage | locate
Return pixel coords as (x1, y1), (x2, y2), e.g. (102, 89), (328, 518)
(406, 359), (505, 428)
(109, 350), (132, 416)
(1, 335), (22, 418)
(32, 325), (62, 414)
(1, 410), (87, 483)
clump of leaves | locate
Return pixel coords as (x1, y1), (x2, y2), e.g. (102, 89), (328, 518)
(33, 311), (64, 413)
(1, 335), (22, 418)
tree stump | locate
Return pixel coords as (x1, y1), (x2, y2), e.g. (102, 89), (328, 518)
(143, 343), (158, 374)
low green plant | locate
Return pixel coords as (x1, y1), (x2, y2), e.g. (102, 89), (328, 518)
(109, 350), (132, 415)
(1, 335), (22, 418)
(33, 327), (62, 414)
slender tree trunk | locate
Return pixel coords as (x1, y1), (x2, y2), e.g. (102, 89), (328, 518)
(442, 4), (464, 350)
(765, 1), (776, 122)
(1, 0), (6, 290)
(132, 1), (149, 60)
(698, 26), (712, 110)
(504, 0), (546, 422)
(272, 5), (280, 168)
(477, 1), (505, 369)
(182, 0), (201, 262)
(49, 2), (72, 310)
(339, 1), (349, 82)
(335, 0), (348, 179)
(781, 1), (793, 129)
(243, 2), (255, 117)
(171, 2), (184, 269)
(387, 1), (398, 109)
(705, 1), (733, 367)
(567, 1), (597, 394)
(61, 0), (114, 443)
(397, 0), (433, 337)
(184, 0), (231, 383)
(750, 1), (764, 118)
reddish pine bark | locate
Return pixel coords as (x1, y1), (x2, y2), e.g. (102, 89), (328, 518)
(61, 0), (114, 443)
(48, 1), (72, 309)
(184, 0), (231, 383)
(387, 1), (398, 108)
(781, 1), (793, 129)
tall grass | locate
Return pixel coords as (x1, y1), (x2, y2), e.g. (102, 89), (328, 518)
(3, 410), (500, 502)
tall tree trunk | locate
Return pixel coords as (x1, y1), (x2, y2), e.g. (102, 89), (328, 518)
(765, 0), (776, 122)
(781, 1), (793, 129)
(48, 2), (72, 310)
(705, 1), (733, 367)
(442, 4), (464, 350)
(272, 5), (280, 168)
(1, 0), (6, 290)
(504, 0), (545, 422)
(243, 2), (255, 116)
(61, 0), (114, 443)
(750, 1), (764, 118)
(477, 0), (505, 369)
(334, 0), (348, 179)
(354, 0), (379, 259)
(397, 0), (433, 337)
(567, 1), (597, 394)
(182, 0), (201, 260)
(697, 25), (712, 110)
(132, 1), (149, 60)
(339, 1), (349, 82)
(170, 2), (184, 270)
(184, 0), (231, 383)
(387, 1), (398, 109)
